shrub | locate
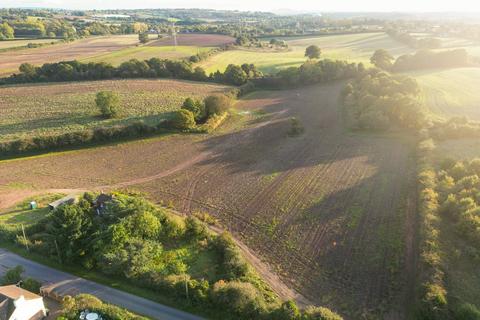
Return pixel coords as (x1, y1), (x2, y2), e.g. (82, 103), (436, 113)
(1, 265), (24, 285)
(96, 91), (120, 118)
(169, 109), (196, 130)
(303, 306), (343, 320)
(212, 281), (266, 317)
(204, 94), (232, 117)
(22, 278), (42, 294)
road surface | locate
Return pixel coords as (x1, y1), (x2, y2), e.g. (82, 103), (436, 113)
(0, 249), (202, 320)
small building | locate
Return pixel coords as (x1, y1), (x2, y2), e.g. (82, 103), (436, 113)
(0, 285), (47, 320)
(48, 195), (77, 210)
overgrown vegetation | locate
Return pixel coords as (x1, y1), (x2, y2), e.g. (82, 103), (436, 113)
(0, 192), (342, 320)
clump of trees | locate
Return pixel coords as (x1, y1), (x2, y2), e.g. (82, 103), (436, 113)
(392, 49), (470, 72)
(429, 116), (480, 140)
(96, 91), (120, 118)
(0, 22), (14, 39)
(341, 69), (425, 131)
(386, 29), (441, 49)
(257, 59), (363, 89)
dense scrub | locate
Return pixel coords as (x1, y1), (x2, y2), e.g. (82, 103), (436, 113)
(0, 192), (343, 320)
(341, 69), (425, 131)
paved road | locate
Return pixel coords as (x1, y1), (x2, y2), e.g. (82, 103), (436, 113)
(0, 249), (202, 320)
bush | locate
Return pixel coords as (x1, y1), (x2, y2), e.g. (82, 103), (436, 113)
(169, 109), (196, 130)
(204, 94), (232, 117)
(22, 277), (42, 294)
(303, 306), (343, 320)
(212, 281), (266, 317)
(96, 91), (120, 118)
(1, 265), (24, 285)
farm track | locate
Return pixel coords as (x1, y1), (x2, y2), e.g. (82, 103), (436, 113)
(0, 83), (414, 319)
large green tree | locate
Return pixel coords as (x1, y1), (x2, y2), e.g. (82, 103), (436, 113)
(305, 45), (321, 59)
(0, 22), (14, 39)
(370, 49), (394, 70)
(96, 91), (120, 118)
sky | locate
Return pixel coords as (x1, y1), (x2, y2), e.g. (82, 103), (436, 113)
(2, 0), (480, 12)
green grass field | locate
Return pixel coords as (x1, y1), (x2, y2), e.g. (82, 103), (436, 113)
(0, 38), (61, 50)
(0, 193), (63, 226)
(85, 45), (213, 66)
(414, 68), (480, 120)
(0, 79), (230, 142)
(199, 32), (413, 74)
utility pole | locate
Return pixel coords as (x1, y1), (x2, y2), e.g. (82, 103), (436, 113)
(54, 239), (62, 264)
(184, 274), (189, 301)
(21, 224), (29, 251)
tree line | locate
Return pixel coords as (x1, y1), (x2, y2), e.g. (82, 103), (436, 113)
(0, 58), (262, 87)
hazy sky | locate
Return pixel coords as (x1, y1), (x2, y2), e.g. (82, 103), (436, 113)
(2, 0), (479, 12)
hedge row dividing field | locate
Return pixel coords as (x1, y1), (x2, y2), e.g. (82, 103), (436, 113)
(0, 83), (416, 319)
(0, 79), (231, 142)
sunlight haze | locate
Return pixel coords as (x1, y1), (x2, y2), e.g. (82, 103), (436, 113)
(3, 0), (480, 12)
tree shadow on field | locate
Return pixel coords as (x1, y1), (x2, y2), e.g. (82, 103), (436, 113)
(196, 84), (401, 176)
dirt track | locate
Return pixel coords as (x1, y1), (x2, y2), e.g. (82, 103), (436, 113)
(0, 83), (415, 319)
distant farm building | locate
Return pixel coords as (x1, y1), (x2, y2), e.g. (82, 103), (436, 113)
(0, 285), (47, 320)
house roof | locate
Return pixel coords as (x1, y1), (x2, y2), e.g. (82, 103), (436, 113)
(0, 285), (41, 301)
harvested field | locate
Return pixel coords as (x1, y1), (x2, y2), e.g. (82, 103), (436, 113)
(0, 35), (139, 76)
(414, 68), (480, 120)
(199, 32), (413, 73)
(147, 34), (235, 47)
(85, 45), (214, 66)
(0, 84), (415, 319)
(0, 79), (230, 141)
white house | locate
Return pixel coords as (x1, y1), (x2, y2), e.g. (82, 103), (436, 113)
(0, 285), (47, 320)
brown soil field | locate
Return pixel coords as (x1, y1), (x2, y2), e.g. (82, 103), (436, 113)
(0, 84), (415, 319)
(147, 33), (235, 47)
(0, 35), (139, 76)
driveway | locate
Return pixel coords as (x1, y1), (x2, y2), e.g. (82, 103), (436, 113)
(0, 249), (203, 320)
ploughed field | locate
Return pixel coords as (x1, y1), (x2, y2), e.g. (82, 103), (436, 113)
(0, 79), (230, 141)
(0, 83), (414, 318)
(85, 34), (235, 66)
(0, 35), (139, 76)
